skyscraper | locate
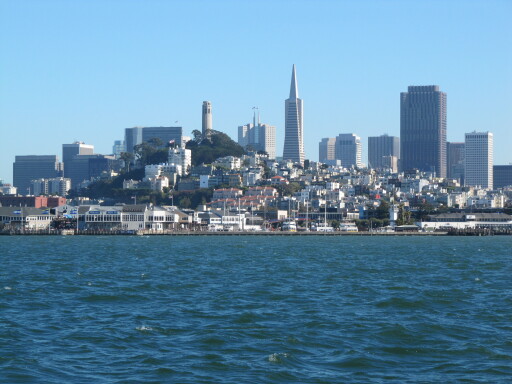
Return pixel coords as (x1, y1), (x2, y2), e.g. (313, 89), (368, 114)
(202, 101), (212, 135)
(13, 155), (63, 195)
(319, 138), (336, 163)
(112, 140), (126, 158)
(335, 133), (362, 169)
(283, 65), (304, 165)
(238, 110), (276, 159)
(446, 142), (465, 181)
(65, 154), (120, 190)
(368, 135), (400, 170)
(400, 85), (447, 177)
(465, 131), (493, 189)
(124, 126), (183, 154)
(62, 142), (94, 178)
(493, 165), (512, 189)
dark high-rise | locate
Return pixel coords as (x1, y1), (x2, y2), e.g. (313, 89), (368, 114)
(13, 155), (63, 195)
(493, 165), (512, 189)
(368, 135), (400, 170)
(124, 126), (183, 154)
(446, 142), (465, 181)
(400, 85), (447, 177)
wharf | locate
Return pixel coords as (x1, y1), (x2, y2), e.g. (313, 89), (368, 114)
(1, 229), (449, 236)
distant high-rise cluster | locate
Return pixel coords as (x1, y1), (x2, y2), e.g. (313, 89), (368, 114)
(8, 70), (507, 198)
(319, 134), (362, 169)
(283, 65), (304, 165)
(238, 109), (276, 159)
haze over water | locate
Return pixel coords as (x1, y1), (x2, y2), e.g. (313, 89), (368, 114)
(1, 236), (511, 383)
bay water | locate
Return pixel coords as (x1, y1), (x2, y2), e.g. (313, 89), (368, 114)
(1, 236), (511, 383)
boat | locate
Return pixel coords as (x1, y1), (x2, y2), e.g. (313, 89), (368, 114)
(282, 220), (297, 232)
(338, 222), (359, 232)
(311, 222), (334, 232)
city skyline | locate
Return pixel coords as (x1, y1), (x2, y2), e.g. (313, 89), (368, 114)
(1, 0), (511, 183)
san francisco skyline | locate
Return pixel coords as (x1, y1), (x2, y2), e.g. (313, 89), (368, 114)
(1, 0), (511, 183)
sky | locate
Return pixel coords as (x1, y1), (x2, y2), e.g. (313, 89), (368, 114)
(1, 0), (511, 184)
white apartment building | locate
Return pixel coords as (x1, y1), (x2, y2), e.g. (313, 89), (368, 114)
(30, 177), (71, 196)
(168, 147), (192, 175)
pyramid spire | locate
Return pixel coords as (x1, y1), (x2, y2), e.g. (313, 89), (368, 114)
(289, 64), (298, 99)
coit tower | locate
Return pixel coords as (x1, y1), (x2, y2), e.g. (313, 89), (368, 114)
(202, 101), (212, 135)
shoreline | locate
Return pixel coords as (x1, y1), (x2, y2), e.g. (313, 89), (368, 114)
(2, 230), (505, 236)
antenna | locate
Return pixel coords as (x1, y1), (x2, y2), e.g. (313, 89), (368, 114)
(252, 106), (259, 126)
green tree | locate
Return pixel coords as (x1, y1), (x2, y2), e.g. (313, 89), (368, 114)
(375, 200), (390, 220)
(179, 196), (192, 208)
(396, 205), (413, 226)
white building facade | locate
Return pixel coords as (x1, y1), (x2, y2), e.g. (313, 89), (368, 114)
(465, 131), (493, 189)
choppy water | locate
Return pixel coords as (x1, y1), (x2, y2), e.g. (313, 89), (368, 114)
(1, 236), (511, 383)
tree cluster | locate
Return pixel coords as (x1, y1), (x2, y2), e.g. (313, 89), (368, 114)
(186, 130), (245, 166)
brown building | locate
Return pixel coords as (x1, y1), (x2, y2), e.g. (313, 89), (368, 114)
(0, 196), (66, 208)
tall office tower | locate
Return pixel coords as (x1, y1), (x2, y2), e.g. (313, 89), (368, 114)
(125, 127), (143, 153)
(62, 142), (94, 178)
(13, 155), (63, 195)
(66, 154), (120, 190)
(368, 135), (400, 170)
(283, 65), (304, 165)
(446, 142), (465, 181)
(319, 138), (336, 163)
(237, 110), (276, 159)
(465, 131), (493, 189)
(400, 85), (447, 177)
(124, 126), (183, 154)
(493, 165), (512, 189)
(335, 133), (362, 168)
(202, 101), (213, 135)
(112, 140), (126, 158)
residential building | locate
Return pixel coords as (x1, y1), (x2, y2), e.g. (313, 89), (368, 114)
(13, 155), (63, 195)
(368, 135), (400, 170)
(202, 101), (212, 135)
(335, 134), (362, 169)
(0, 181), (17, 195)
(465, 131), (493, 189)
(400, 85), (447, 177)
(319, 138), (336, 163)
(493, 165), (512, 189)
(447, 142), (465, 181)
(283, 65), (304, 165)
(30, 177), (71, 196)
(168, 147), (192, 174)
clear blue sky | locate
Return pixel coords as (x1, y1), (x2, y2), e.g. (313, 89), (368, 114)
(1, 0), (511, 183)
